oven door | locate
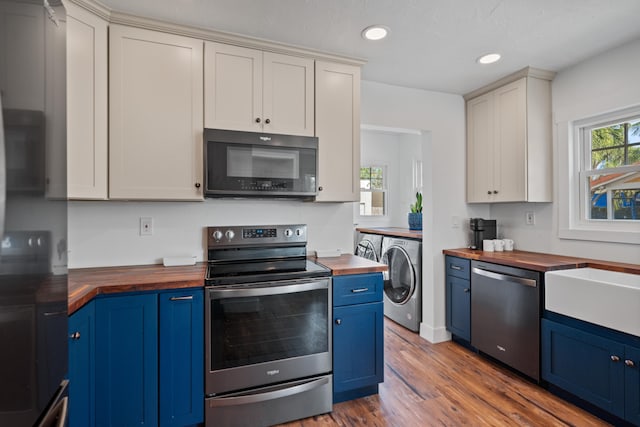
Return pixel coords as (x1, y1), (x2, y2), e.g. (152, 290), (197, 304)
(205, 277), (332, 395)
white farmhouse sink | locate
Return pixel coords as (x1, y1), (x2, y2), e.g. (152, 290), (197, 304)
(545, 268), (640, 337)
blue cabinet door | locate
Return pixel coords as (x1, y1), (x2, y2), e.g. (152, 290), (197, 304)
(95, 293), (158, 427)
(159, 289), (204, 427)
(68, 301), (95, 427)
(625, 345), (640, 425)
(445, 275), (471, 341)
(333, 301), (384, 394)
(541, 319), (625, 418)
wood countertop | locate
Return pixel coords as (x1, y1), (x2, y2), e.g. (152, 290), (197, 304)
(443, 248), (640, 274)
(314, 254), (387, 276)
(356, 227), (422, 240)
(68, 255), (387, 314)
(68, 263), (206, 314)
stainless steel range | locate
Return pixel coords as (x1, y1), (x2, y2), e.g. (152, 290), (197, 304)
(204, 224), (333, 427)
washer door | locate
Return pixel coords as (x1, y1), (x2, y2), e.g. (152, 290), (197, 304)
(382, 246), (415, 305)
(355, 239), (378, 262)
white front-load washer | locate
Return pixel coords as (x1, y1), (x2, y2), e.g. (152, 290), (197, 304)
(381, 236), (422, 332)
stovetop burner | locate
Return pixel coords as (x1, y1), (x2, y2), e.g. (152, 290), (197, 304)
(204, 224), (331, 286)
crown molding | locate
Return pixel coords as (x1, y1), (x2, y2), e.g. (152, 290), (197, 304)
(463, 67), (556, 100)
(67, 0), (366, 67)
(64, 0), (110, 21)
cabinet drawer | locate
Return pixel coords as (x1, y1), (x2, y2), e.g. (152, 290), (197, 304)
(333, 273), (383, 307)
(446, 256), (470, 280)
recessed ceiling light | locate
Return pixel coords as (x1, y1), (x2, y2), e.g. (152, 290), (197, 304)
(477, 53), (501, 65)
(362, 25), (389, 41)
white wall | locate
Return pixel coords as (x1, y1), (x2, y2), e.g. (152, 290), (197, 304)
(491, 38), (640, 265)
(361, 80), (489, 343)
(68, 199), (354, 268)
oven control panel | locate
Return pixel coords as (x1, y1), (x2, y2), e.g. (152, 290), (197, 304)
(207, 224), (307, 246)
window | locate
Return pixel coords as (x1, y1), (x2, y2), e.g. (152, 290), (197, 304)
(359, 166), (386, 216)
(558, 106), (640, 245)
(581, 116), (640, 221)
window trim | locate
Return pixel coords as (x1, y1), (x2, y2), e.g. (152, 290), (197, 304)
(558, 106), (640, 245)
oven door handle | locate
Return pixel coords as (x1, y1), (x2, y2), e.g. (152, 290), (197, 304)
(207, 376), (329, 408)
(209, 279), (329, 299)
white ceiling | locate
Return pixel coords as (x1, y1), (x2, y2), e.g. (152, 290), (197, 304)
(100, 0), (640, 95)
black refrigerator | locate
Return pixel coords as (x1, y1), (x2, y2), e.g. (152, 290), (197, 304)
(0, 0), (69, 425)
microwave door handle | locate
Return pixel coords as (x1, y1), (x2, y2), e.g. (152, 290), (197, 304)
(0, 94), (6, 241)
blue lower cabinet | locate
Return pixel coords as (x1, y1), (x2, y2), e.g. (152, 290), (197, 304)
(68, 300), (95, 427)
(332, 273), (384, 403)
(159, 289), (204, 427)
(95, 293), (159, 427)
(626, 345), (640, 426)
(542, 317), (640, 424)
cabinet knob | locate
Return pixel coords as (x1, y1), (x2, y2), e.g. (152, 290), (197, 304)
(611, 355), (620, 362)
(335, 318), (342, 325)
(195, 182), (201, 188)
(487, 190), (492, 195)
(493, 190), (499, 194)
(463, 288), (470, 293)
(255, 118), (261, 123)
(70, 332), (81, 340)
(318, 186), (324, 191)
(625, 359), (636, 367)
(265, 118), (271, 124)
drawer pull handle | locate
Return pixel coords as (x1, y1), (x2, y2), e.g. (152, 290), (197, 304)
(611, 355), (620, 362)
(625, 359), (636, 368)
(44, 310), (66, 317)
(169, 296), (194, 301)
(351, 288), (369, 293)
(450, 265), (462, 271)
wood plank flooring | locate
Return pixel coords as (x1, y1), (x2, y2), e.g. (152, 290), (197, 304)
(279, 318), (610, 427)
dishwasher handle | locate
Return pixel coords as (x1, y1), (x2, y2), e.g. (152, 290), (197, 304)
(472, 267), (537, 287)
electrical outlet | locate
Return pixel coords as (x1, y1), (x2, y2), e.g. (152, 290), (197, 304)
(525, 211), (535, 226)
(140, 217), (153, 236)
(451, 215), (460, 228)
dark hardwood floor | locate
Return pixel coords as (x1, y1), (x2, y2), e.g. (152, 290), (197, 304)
(279, 318), (610, 426)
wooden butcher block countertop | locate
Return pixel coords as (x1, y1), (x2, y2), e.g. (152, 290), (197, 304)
(314, 254), (387, 276)
(356, 227), (422, 240)
(68, 263), (206, 314)
(443, 248), (640, 275)
(68, 255), (386, 314)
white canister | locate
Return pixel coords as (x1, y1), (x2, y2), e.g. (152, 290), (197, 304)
(483, 239), (495, 252)
(503, 239), (514, 251)
(493, 239), (505, 252)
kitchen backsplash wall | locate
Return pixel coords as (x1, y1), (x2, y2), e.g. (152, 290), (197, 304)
(68, 199), (354, 268)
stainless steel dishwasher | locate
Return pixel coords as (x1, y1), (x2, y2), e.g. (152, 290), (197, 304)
(471, 261), (542, 381)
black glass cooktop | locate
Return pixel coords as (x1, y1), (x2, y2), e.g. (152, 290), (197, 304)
(205, 258), (330, 286)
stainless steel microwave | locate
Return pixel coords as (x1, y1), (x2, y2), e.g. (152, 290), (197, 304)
(203, 128), (318, 199)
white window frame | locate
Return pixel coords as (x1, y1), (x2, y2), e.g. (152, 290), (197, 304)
(558, 105), (640, 245)
(358, 165), (388, 218)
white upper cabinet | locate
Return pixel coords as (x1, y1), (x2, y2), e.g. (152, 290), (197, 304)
(315, 61), (361, 202)
(109, 25), (204, 200)
(204, 42), (314, 136)
(66, 3), (108, 200)
(0, 1), (44, 110)
(466, 70), (553, 203)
